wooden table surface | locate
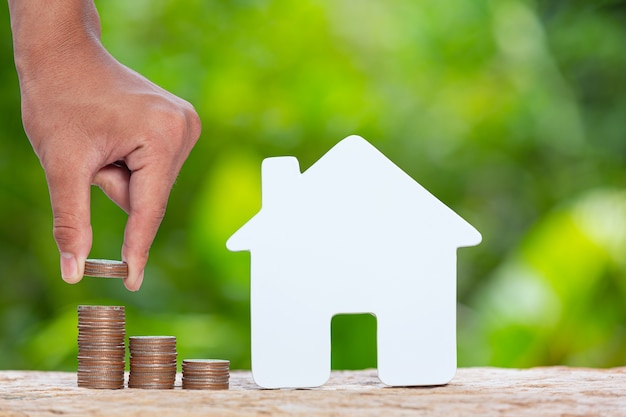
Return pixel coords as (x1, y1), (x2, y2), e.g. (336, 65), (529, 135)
(0, 367), (625, 416)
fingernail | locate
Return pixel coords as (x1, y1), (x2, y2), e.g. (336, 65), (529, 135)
(60, 252), (79, 283)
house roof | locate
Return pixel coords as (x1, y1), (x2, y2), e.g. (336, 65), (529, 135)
(227, 135), (481, 251)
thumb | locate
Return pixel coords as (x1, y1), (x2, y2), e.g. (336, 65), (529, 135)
(45, 164), (93, 283)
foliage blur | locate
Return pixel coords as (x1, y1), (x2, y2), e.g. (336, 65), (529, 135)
(1, 0), (625, 371)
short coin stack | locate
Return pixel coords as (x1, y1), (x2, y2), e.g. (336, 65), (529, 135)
(77, 305), (126, 389)
(84, 259), (128, 279)
(182, 359), (230, 390)
(128, 336), (177, 389)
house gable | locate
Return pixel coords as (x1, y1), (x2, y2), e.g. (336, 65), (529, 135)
(227, 135), (481, 252)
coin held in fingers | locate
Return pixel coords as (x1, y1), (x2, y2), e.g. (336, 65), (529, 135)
(84, 259), (128, 279)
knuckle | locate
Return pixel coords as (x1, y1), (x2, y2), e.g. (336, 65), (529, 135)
(134, 204), (167, 229)
(148, 106), (187, 141)
(52, 215), (85, 248)
(163, 109), (189, 139)
(187, 108), (202, 143)
(128, 96), (200, 169)
(149, 205), (167, 225)
(149, 97), (201, 142)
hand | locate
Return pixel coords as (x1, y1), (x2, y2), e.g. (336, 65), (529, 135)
(9, 0), (201, 290)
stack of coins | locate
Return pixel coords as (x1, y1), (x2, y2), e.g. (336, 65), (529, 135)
(128, 336), (177, 389)
(77, 305), (126, 389)
(84, 259), (128, 279)
(182, 359), (230, 390)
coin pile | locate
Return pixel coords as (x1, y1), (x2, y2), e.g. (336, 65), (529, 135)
(84, 259), (128, 279)
(128, 336), (177, 389)
(77, 305), (126, 389)
(182, 359), (230, 390)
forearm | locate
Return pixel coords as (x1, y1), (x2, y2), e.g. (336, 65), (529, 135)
(8, 0), (102, 82)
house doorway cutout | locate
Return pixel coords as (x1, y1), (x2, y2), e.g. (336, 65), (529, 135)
(331, 313), (377, 370)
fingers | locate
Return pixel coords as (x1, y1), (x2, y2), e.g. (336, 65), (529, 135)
(46, 162), (93, 284)
(91, 160), (154, 291)
(121, 163), (174, 291)
(60, 159), (150, 291)
(119, 103), (200, 291)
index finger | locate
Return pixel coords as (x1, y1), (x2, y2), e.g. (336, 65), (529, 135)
(121, 163), (175, 291)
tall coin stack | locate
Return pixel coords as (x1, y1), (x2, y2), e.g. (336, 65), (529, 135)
(182, 359), (230, 390)
(77, 305), (126, 389)
(128, 336), (177, 389)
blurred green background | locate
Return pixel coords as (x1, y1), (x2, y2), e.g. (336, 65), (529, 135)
(1, 0), (625, 372)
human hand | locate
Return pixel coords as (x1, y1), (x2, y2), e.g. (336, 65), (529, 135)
(9, 0), (201, 291)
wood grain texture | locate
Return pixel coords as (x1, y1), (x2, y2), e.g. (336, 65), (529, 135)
(0, 367), (625, 416)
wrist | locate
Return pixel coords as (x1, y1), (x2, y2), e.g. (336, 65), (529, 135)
(8, 0), (103, 82)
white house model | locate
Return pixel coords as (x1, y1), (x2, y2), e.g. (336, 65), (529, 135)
(227, 135), (481, 388)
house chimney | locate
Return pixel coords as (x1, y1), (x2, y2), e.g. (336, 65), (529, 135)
(261, 157), (301, 208)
